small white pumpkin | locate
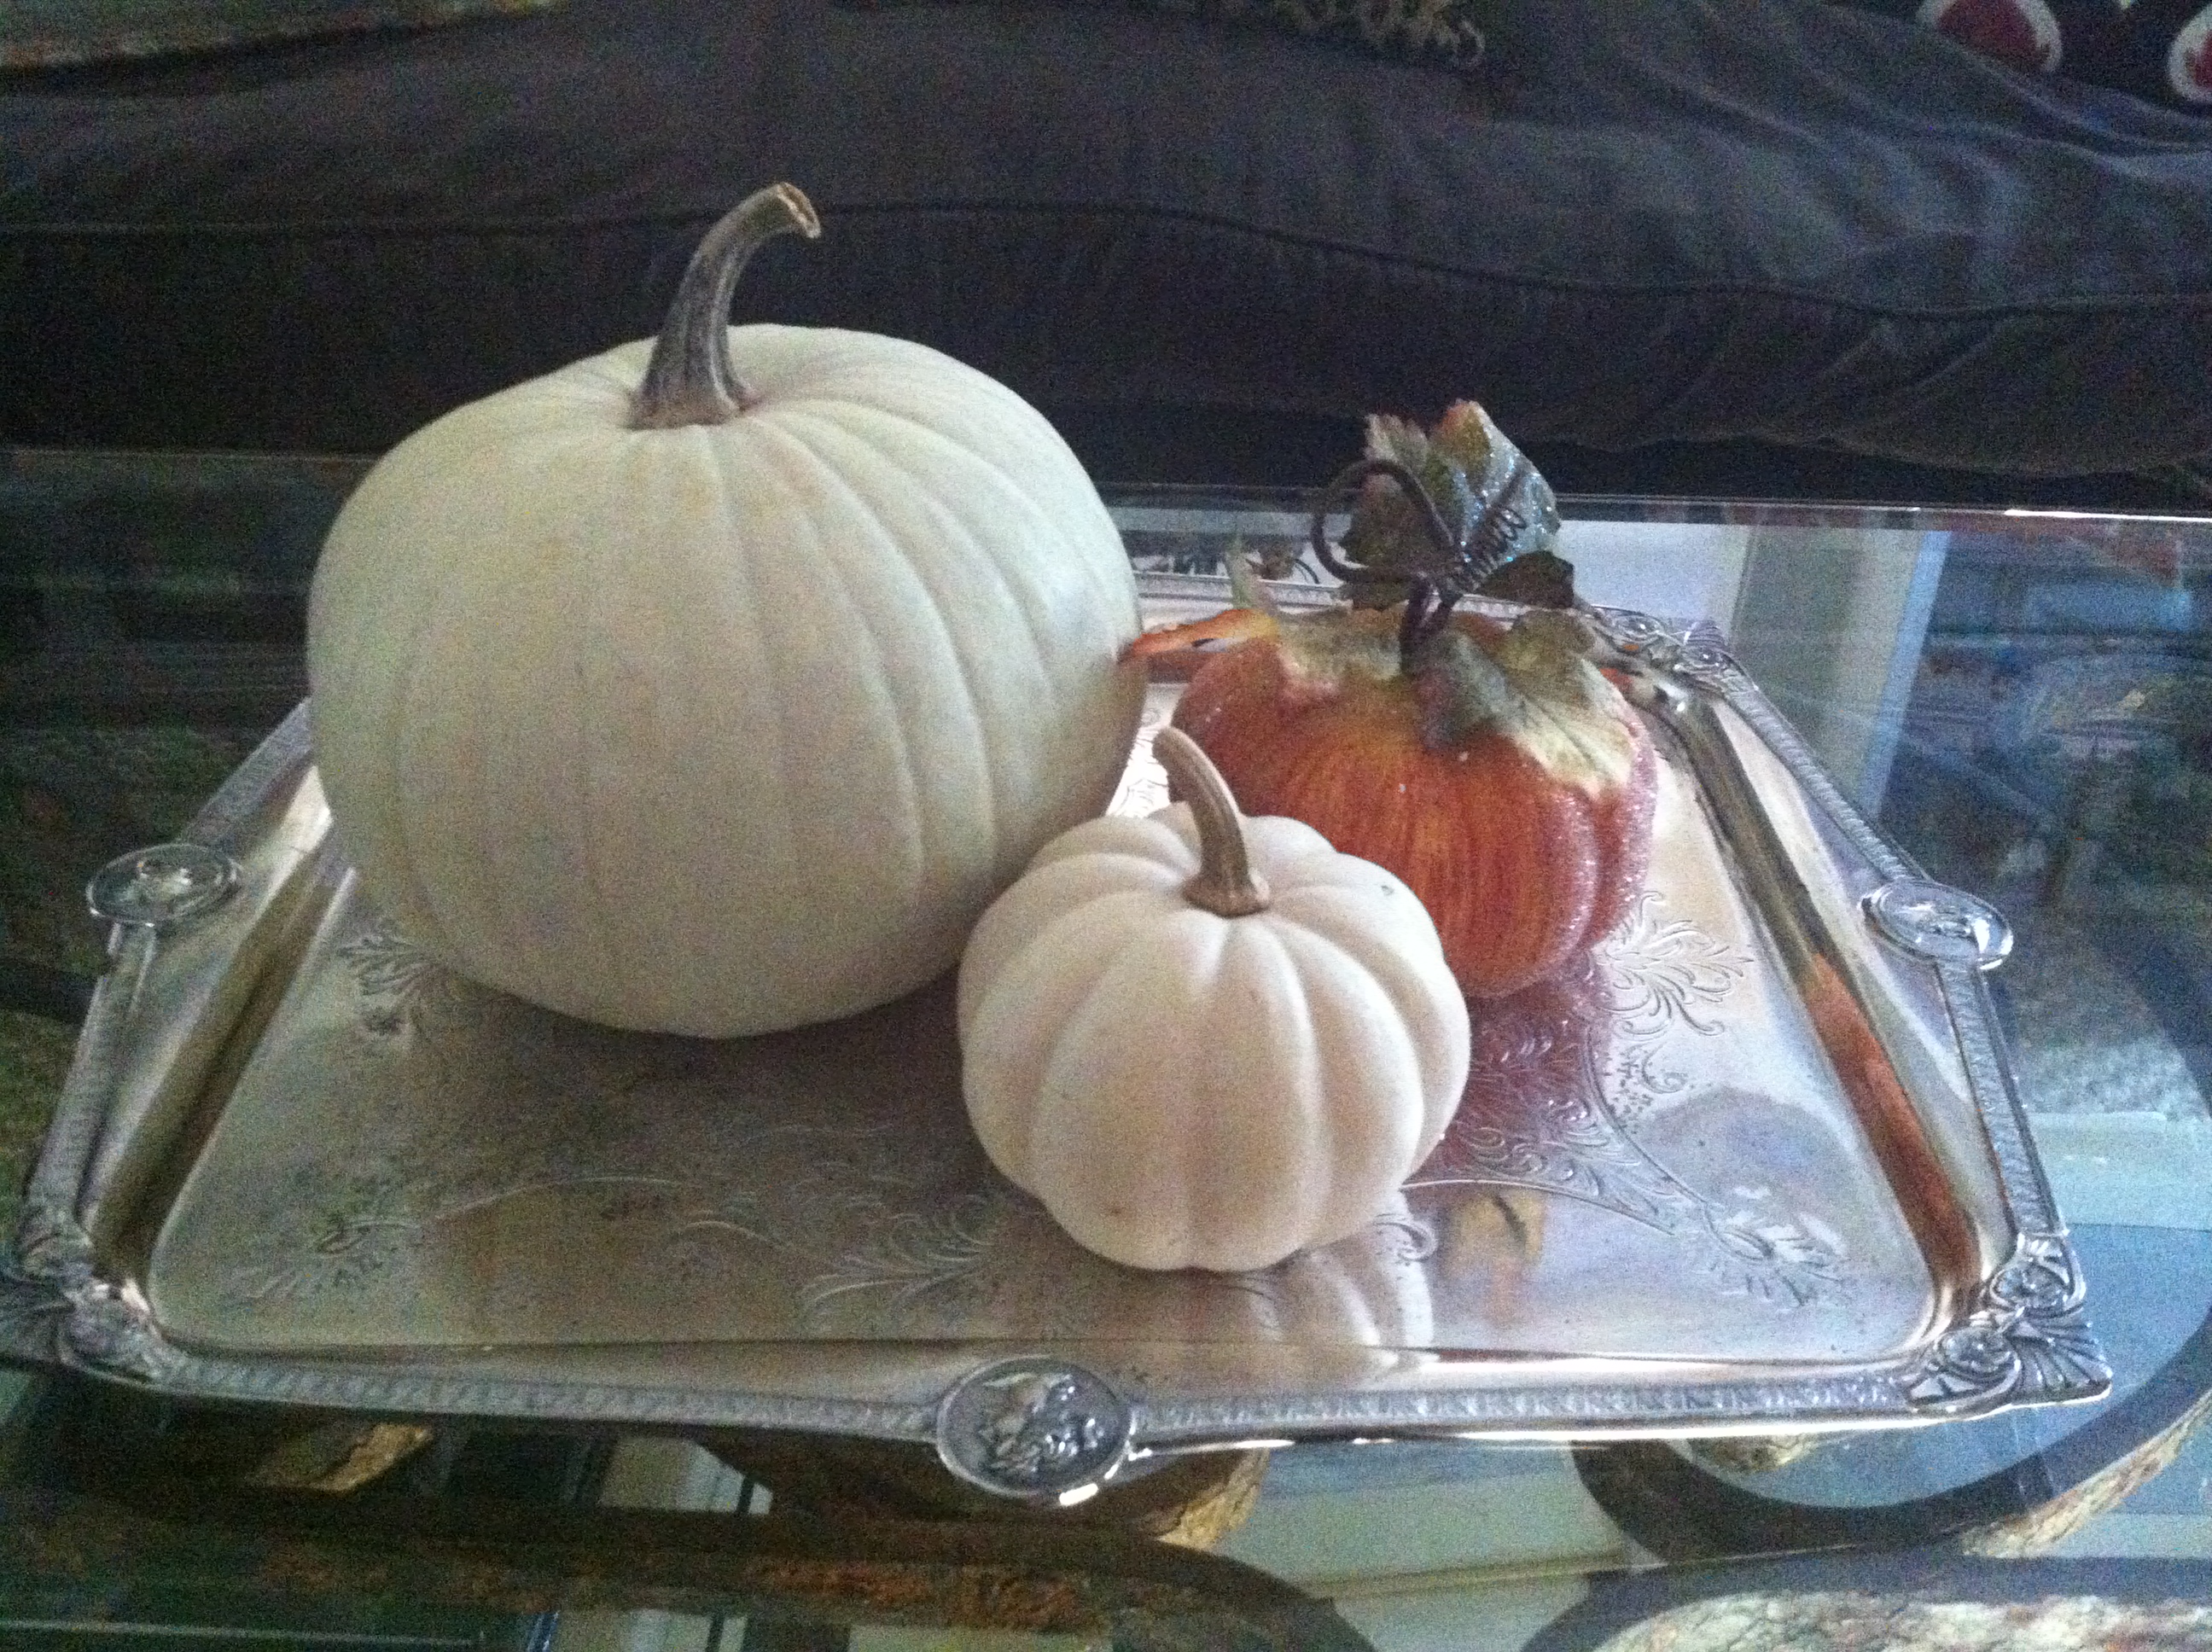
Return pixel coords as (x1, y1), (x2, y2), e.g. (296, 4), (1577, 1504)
(308, 184), (1145, 1037)
(957, 729), (1471, 1272)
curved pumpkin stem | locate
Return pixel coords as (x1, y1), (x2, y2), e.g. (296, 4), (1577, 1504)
(1153, 728), (1272, 919)
(633, 183), (822, 429)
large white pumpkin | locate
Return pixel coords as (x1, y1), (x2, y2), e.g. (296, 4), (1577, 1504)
(957, 730), (1471, 1272)
(308, 185), (1145, 1037)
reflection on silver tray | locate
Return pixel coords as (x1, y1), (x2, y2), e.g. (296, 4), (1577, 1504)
(3, 568), (2110, 1501)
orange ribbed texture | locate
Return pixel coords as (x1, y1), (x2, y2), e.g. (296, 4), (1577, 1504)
(1172, 638), (1656, 998)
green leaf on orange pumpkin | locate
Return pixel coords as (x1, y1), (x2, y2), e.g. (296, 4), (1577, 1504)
(1272, 604), (1404, 701)
(1207, 535), (1404, 697)
(1410, 609), (1639, 794)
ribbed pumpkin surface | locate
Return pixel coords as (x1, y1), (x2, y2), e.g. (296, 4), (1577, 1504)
(1171, 636), (1656, 998)
(310, 324), (1144, 1036)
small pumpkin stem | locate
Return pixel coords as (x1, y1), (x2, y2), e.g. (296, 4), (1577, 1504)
(1152, 728), (1272, 918)
(633, 183), (823, 429)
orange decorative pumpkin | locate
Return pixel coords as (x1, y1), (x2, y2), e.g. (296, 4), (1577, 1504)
(1131, 410), (1656, 999)
(1161, 608), (1655, 998)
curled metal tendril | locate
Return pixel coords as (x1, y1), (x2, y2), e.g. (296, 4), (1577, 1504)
(1306, 452), (1545, 660)
(1398, 578), (1459, 660)
(1307, 457), (1458, 586)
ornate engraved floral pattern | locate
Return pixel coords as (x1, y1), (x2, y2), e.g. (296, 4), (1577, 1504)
(1416, 899), (1842, 1310)
(339, 918), (464, 1037)
(1598, 891), (1748, 1040)
(222, 1112), (953, 1313)
(213, 915), (979, 1318)
(798, 1190), (1008, 1318)
(1595, 890), (1750, 1128)
(225, 1163), (432, 1303)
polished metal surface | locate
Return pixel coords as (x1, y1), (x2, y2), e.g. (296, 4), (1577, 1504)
(1863, 881), (2015, 971)
(1, 569), (2109, 1479)
(85, 845), (240, 930)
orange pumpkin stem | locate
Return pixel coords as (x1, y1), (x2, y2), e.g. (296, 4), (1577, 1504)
(1152, 728), (1272, 918)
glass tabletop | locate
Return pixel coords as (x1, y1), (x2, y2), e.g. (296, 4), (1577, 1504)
(2, 448), (2209, 1651)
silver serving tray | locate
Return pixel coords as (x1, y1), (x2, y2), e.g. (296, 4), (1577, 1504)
(2, 577), (2110, 1502)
